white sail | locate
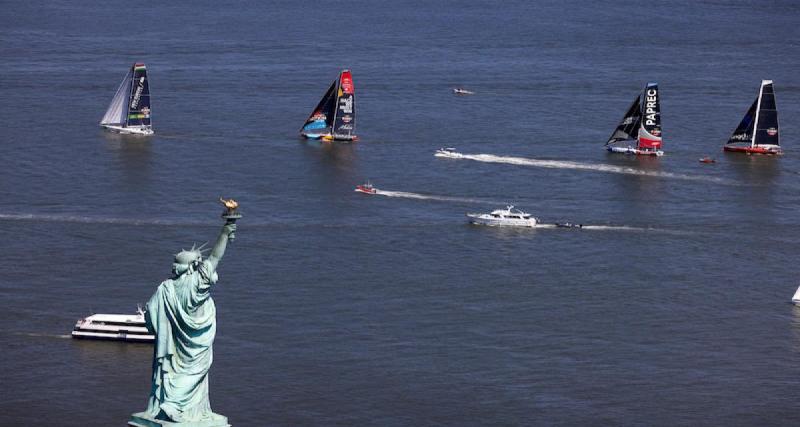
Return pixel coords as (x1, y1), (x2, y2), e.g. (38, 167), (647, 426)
(792, 285), (800, 305)
(100, 70), (131, 126)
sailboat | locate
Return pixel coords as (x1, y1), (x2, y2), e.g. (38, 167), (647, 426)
(723, 80), (782, 155)
(300, 70), (358, 142)
(793, 285), (800, 306)
(100, 63), (153, 135)
(605, 82), (663, 156)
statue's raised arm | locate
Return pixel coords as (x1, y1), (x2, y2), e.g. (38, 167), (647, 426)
(207, 222), (236, 270)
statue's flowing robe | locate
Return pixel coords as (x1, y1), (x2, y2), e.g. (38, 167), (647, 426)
(144, 260), (219, 422)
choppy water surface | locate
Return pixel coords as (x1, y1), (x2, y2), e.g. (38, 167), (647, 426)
(2, 1), (800, 425)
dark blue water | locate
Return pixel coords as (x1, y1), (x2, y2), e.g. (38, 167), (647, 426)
(2, 0), (800, 425)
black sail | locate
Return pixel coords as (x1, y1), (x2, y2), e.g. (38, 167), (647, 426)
(332, 70), (355, 138)
(125, 63), (151, 128)
(606, 95), (642, 145)
(753, 81), (779, 146)
(301, 80), (337, 133)
(726, 99), (757, 145)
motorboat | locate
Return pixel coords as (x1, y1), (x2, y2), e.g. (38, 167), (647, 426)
(467, 205), (538, 227)
(699, 156), (716, 164)
(453, 88), (475, 95)
(71, 306), (154, 342)
(354, 182), (377, 194)
(435, 147), (462, 158)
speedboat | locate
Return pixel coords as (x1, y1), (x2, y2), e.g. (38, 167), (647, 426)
(699, 156), (716, 164)
(354, 182), (377, 194)
(435, 147), (462, 158)
(453, 88), (475, 95)
(467, 205), (538, 227)
(71, 306), (154, 342)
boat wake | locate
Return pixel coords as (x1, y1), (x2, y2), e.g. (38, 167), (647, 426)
(438, 152), (730, 184)
(12, 332), (71, 339)
(373, 190), (498, 205)
(0, 213), (207, 227)
(534, 223), (658, 232)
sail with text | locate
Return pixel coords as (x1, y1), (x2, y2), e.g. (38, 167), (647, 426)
(301, 70), (358, 142)
(724, 80), (781, 155)
(605, 82), (663, 156)
(100, 63), (153, 135)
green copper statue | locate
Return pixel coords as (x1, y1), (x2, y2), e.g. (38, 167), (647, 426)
(130, 200), (241, 427)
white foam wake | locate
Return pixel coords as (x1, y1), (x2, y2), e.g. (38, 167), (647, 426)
(534, 223), (650, 232)
(373, 190), (497, 204)
(440, 152), (729, 184)
(0, 213), (206, 226)
(12, 332), (71, 339)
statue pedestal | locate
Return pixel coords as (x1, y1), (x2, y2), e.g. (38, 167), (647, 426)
(128, 412), (229, 427)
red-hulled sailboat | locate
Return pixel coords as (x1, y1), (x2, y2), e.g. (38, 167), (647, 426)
(723, 80), (782, 155)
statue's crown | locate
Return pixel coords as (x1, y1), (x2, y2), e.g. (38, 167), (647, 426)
(174, 243), (208, 264)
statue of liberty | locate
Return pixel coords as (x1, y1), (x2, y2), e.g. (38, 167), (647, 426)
(130, 200), (240, 427)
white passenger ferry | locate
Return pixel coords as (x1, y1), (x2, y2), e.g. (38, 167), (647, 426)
(72, 306), (154, 343)
(467, 205), (539, 227)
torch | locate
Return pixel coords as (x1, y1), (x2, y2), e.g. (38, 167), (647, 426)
(219, 197), (242, 242)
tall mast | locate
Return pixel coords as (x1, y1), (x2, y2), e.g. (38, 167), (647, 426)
(751, 80), (765, 148)
(125, 63), (135, 128)
(330, 71), (342, 133)
(636, 85), (644, 149)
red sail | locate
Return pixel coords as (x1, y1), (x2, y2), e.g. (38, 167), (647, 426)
(340, 70), (354, 94)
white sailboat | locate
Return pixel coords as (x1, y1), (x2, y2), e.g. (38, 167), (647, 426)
(792, 286), (800, 306)
(100, 63), (153, 135)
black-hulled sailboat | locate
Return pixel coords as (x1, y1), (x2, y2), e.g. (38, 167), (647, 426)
(723, 80), (782, 155)
(606, 82), (663, 156)
(300, 70), (357, 142)
(100, 63), (153, 135)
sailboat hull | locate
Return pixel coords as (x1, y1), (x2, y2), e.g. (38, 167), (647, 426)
(606, 146), (664, 157)
(723, 145), (782, 155)
(101, 124), (154, 136)
(301, 132), (358, 142)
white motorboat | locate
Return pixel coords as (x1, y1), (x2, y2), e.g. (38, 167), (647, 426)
(435, 147), (462, 158)
(72, 306), (154, 342)
(452, 88), (475, 95)
(467, 205), (539, 227)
